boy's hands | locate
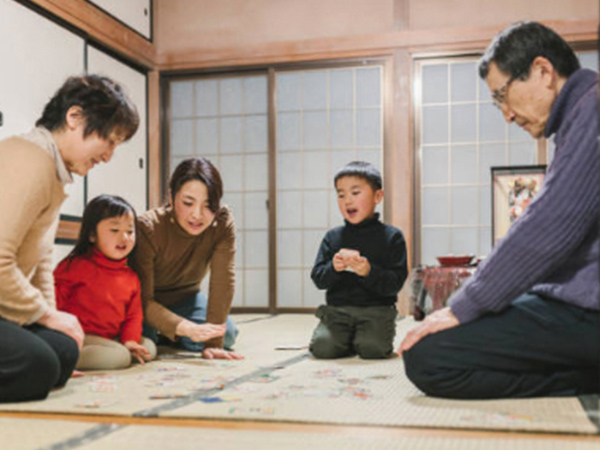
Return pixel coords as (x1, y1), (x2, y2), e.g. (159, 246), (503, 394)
(346, 255), (371, 277)
(332, 252), (348, 272)
(333, 249), (371, 277)
(124, 340), (151, 364)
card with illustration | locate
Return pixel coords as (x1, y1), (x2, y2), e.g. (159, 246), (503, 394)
(339, 248), (360, 272)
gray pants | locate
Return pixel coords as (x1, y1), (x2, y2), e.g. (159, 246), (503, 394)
(309, 305), (397, 360)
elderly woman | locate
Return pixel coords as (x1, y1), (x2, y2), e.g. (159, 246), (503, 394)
(0, 75), (139, 402)
(133, 157), (242, 360)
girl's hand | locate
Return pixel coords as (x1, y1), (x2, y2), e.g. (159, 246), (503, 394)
(124, 340), (151, 364)
(202, 348), (244, 360)
(176, 320), (226, 343)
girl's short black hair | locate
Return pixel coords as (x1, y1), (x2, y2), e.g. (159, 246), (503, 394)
(478, 21), (580, 81)
(68, 195), (136, 260)
(36, 74), (139, 141)
(169, 157), (223, 213)
(334, 161), (382, 191)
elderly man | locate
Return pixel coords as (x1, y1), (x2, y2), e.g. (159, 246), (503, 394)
(401, 21), (599, 399)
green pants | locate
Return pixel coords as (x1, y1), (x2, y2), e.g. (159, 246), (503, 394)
(309, 305), (397, 360)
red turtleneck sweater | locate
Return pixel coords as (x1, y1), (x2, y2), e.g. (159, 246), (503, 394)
(54, 249), (143, 344)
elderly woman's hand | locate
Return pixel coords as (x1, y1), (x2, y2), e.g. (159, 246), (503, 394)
(37, 309), (84, 349)
(175, 319), (226, 343)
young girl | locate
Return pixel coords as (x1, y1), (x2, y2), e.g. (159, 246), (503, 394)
(55, 195), (156, 370)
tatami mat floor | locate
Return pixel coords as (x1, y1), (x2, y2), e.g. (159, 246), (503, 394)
(0, 314), (598, 449)
(2, 416), (600, 450)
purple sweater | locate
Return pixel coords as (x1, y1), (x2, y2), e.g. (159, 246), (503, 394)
(450, 69), (600, 324)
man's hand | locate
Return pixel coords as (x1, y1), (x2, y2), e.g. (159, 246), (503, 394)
(37, 309), (84, 349)
(176, 320), (226, 342)
(202, 347), (244, 360)
(124, 340), (151, 364)
(398, 307), (460, 355)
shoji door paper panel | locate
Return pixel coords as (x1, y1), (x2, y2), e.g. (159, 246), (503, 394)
(276, 66), (383, 308)
(170, 75), (269, 308)
(86, 46), (148, 214)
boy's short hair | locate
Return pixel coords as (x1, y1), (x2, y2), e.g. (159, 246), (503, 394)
(334, 161), (382, 191)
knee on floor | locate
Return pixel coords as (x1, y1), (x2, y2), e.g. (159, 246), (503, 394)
(402, 340), (445, 395)
(224, 325), (239, 350)
(309, 338), (351, 359)
(355, 340), (393, 360)
(16, 348), (62, 401)
(77, 344), (131, 371)
(109, 346), (134, 370)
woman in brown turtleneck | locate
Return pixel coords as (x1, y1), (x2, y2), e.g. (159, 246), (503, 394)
(132, 157), (242, 360)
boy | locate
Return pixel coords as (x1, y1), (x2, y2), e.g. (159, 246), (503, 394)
(310, 161), (408, 359)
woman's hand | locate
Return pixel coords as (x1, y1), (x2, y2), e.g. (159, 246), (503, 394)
(37, 309), (84, 349)
(124, 340), (151, 364)
(175, 319), (226, 343)
(202, 347), (244, 360)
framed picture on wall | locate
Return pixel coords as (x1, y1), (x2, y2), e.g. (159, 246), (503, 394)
(491, 165), (547, 246)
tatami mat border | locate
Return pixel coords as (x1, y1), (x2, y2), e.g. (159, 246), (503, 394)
(579, 395), (600, 433)
(40, 424), (123, 450)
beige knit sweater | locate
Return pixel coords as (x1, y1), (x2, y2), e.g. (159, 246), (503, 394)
(132, 205), (236, 348)
(0, 128), (70, 325)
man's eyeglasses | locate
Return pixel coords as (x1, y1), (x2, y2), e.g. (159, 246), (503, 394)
(491, 75), (516, 109)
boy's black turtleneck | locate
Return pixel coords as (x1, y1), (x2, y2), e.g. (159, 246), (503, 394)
(311, 213), (408, 307)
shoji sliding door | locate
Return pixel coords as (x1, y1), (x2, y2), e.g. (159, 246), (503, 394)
(415, 57), (540, 265)
(86, 46), (148, 215)
(0, 0), (85, 266)
(169, 74), (270, 308)
(167, 63), (384, 311)
(416, 52), (598, 266)
(275, 65), (384, 309)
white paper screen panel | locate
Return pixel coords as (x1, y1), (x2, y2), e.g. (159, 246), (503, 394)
(170, 75), (269, 308)
(0, 0), (86, 216)
(0, 0), (84, 140)
(276, 66), (384, 308)
(86, 46), (148, 214)
(417, 58), (538, 265)
(88, 0), (151, 39)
